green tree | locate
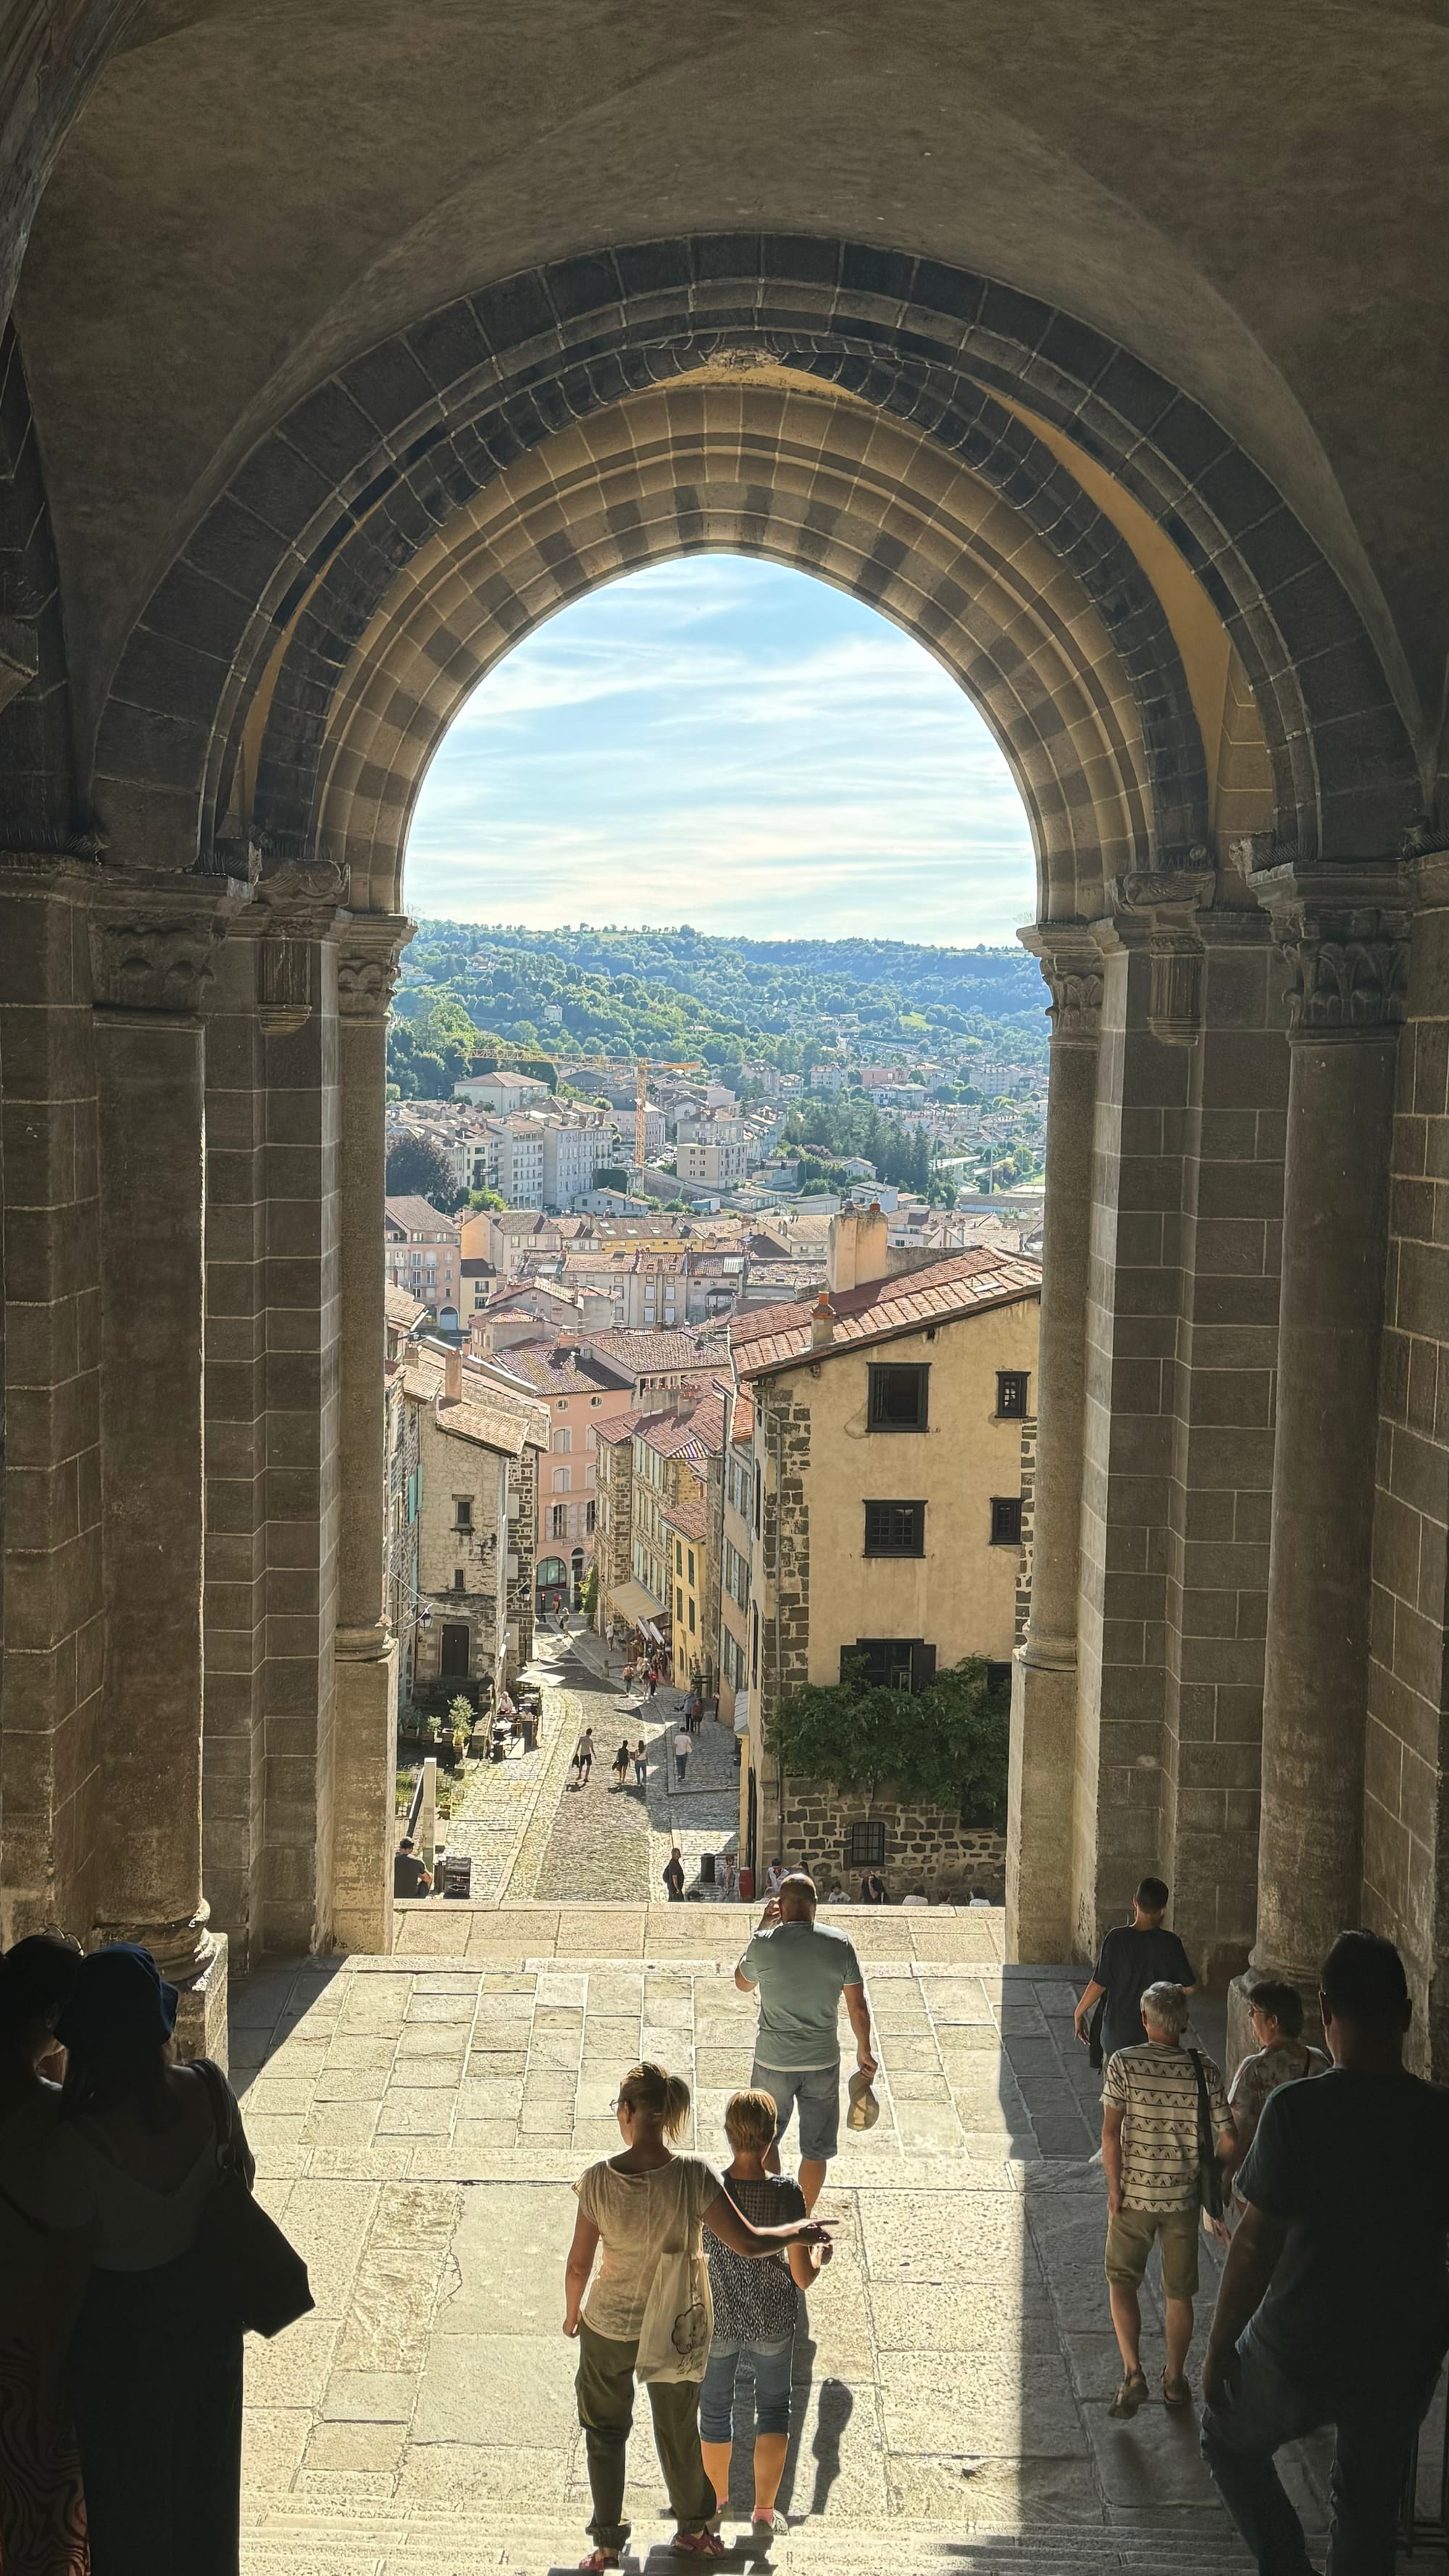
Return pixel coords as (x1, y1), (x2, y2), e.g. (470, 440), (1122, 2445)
(766, 1657), (1009, 1824)
(385, 1132), (457, 1208)
(464, 1187), (507, 1212)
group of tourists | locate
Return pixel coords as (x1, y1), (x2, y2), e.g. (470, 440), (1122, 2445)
(564, 1870), (873, 2564)
(0, 1935), (256, 2575)
(1074, 1875), (1449, 2575)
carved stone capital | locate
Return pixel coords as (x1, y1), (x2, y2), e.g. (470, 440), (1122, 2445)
(1019, 923), (1103, 1047)
(89, 877), (250, 1017)
(1251, 861), (1409, 1041)
(1102, 863), (1218, 1044)
(337, 913), (414, 1020)
(244, 858), (351, 1034)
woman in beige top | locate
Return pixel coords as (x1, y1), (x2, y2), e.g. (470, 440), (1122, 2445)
(562, 2061), (830, 2571)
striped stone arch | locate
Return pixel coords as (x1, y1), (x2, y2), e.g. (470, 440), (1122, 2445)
(85, 237), (1421, 887)
(311, 378), (1166, 922)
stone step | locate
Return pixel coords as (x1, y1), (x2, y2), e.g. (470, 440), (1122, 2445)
(242, 2509), (1252, 2576)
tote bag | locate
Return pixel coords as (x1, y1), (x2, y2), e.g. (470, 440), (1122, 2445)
(635, 2170), (712, 2384)
(193, 2057), (315, 2338)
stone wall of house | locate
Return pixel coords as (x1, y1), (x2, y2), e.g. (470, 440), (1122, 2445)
(774, 1776), (1006, 1902)
(1016, 1413), (1037, 1649)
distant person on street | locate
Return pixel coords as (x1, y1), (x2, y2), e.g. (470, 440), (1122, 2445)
(1074, 1876), (1195, 2065)
(764, 1859), (785, 1900)
(664, 1847), (686, 1902)
(648, 1668), (659, 1701)
(900, 1889), (928, 1908)
(633, 1739), (648, 1789)
(1223, 1979), (1330, 2234)
(393, 1836), (431, 1898)
(1101, 1980), (1234, 2417)
(699, 2088), (830, 2541)
(735, 1873), (877, 2212)
(1202, 1931), (1449, 2576)
(574, 1727), (595, 1786)
(860, 1869), (888, 1905)
(612, 1739), (631, 1791)
(675, 1727), (690, 1784)
(824, 1881), (850, 1904)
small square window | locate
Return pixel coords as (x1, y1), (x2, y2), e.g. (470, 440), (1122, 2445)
(453, 1568), (465, 1592)
(864, 1500), (926, 1557)
(985, 1660), (1012, 1697)
(990, 1497), (1023, 1546)
(867, 1363), (930, 1431)
(848, 1820), (887, 1868)
(454, 1497), (472, 1531)
(996, 1371), (1030, 1418)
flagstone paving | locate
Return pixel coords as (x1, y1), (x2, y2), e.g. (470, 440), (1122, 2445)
(234, 1913), (1332, 2573)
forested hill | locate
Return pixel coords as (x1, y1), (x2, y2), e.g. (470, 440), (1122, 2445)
(391, 918), (1048, 1098)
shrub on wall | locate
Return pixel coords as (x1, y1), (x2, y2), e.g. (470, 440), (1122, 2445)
(766, 1657), (1009, 1826)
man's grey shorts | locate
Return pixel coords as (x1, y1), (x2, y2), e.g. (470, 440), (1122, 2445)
(750, 2058), (840, 2160)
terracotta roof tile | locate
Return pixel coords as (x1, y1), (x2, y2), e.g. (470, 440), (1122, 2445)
(661, 1497), (710, 1541)
(730, 1250), (1042, 1379)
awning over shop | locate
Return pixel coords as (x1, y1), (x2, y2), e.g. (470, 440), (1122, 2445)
(611, 1579), (664, 1626)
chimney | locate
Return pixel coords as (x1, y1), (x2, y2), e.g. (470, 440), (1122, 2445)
(810, 1292), (836, 1348)
(854, 1202), (890, 1287)
(826, 1207), (858, 1296)
(443, 1347), (463, 1403)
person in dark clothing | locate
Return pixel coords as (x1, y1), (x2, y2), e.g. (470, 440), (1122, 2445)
(860, 1870), (888, 1905)
(663, 1847), (686, 1902)
(393, 1836), (431, 1898)
(1073, 1877), (1195, 2065)
(1202, 1931), (1449, 2576)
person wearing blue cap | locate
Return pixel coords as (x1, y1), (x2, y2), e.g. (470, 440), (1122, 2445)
(0, 1933), (88, 2574)
(48, 1944), (255, 2575)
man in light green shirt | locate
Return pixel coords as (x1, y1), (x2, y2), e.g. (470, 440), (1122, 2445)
(735, 1873), (876, 2209)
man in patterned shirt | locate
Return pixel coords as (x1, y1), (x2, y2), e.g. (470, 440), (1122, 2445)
(1101, 1980), (1235, 2417)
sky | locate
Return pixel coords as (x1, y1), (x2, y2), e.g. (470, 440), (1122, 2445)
(404, 554), (1036, 941)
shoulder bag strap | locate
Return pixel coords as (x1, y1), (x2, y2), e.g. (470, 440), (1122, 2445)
(192, 2056), (240, 2174)
(0, 2172), (45, 2235)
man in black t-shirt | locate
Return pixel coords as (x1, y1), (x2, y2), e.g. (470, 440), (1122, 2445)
(1202, 1931), (1449, 2576)
(1074, 1877), (1195, 2065)
(393, 1836), (431, 1898)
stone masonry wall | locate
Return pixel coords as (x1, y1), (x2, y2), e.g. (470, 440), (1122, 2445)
(777, 1780), (1006, 1903)
(1016, 1415), (1037, 1648)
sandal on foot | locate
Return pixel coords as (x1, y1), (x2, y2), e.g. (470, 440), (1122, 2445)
(1108, 2367), (1148, 2418)
(579, 2554), (621, 2572)
(672, 2535), (726, 2559)
(1162, 2370), (1193, 2409)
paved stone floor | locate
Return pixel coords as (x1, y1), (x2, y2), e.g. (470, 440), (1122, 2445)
(233, 1905), (1337, 2574)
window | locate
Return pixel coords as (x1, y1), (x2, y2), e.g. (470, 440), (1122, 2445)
(677, 1587), (685, 1621)
(454, 1497), (472, 1532)
(688, 1548), (696, 1584)
(844, 1638), (936, 1693)
(552, 1467), (572, 1494)
(688, 1597), (696, 1633)
(867, 1363), (929, 1431)
(985, 1660), (1012, 1696)
(996, 1370), (1030, 1419)
(754, 1464), (762, 1534)
(553, 1426), (572, 1453)
(751, 1603), (759, 1686)
(585, 1500), (596, 1535)
(551, 1503), (567, 1540)
(990, 1496), (1023, 1546)
(453, 1568), (465, 1593)
(848, 1820), (887, 1868)
(676, 1539), (683, 1572)
(864, 1500), (925, 1557)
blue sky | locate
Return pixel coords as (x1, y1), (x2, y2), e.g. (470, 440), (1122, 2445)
(404, 555), (1036, 940)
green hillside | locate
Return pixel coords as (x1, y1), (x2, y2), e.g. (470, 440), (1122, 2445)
(389, 919), (1047, 1100)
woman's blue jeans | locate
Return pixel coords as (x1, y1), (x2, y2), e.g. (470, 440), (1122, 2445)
(699, 2335), (795, 2441)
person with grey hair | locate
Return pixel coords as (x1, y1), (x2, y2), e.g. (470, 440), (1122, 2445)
(1101, 1978), (1235, 2418)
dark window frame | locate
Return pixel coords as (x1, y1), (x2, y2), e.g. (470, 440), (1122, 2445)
(844, 1637), (935, 1693)
(867, 1362), (930, 1432)
(848, 1820), (888, 1868)
(863, 1499), (926, 1557)
(995, 1370), (1030, 1419)
(990, 1495), (1024, 1547)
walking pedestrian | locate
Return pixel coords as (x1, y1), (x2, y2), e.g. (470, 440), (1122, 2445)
(1074, 1876), (1196, 2067)
(735, 1873), (877, 2212)
(1100, 1979), (1234, 2417)
(674, 1727), (690, 1785)
(633, 1740), (648, 1789)
(1202, 1931), (1449, 2576)
(573, 1727), (594, 1786)
(1222, 1979), (1330, 2234)
(611, 1740), (631, 1791)
(647, 1668), (659, 1702)
(561, 2061), (831, 2570)
(0, 1933), (88, 2576)
(663, 1847), (686, 1902)
(50, 1944), (264, 2575)
(698, 2089), (830, 2541)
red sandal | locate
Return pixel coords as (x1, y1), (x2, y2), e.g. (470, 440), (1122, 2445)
(672, 2535), (726, 2559)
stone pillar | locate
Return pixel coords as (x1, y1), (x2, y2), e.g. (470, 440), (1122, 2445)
(89, 874), (249, 2059)
(1244, 863), (1408, 2029)
(330, 916), (410, 1952)
(1008, 928), (1101, 1961)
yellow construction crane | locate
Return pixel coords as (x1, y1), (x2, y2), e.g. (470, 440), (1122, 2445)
(635, 1058), (706, 1169)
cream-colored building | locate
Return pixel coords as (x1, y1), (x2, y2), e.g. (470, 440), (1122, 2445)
(730, 1208), (1040, 1893)
(396, 1344), (550, 1709)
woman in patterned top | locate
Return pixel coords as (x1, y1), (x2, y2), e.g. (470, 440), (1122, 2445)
(698, 2090), (832, 2541)
(1224, 1978), (1330, 2232)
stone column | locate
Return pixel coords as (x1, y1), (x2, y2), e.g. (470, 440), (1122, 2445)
(330, 914), (410, 1952)
(1245, 862), (1408, 2022)
(89, 874), (249, 2058)
(1007, 927), (1101, 1960)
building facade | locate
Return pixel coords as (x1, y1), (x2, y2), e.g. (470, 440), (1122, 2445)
(384, 1197), (462, 1326)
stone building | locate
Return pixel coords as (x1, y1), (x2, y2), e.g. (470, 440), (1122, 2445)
(717, 1394), (755, 1729)
(730, 1226), (1040, 1897)
(1, 11), (1445, 2070)
(494, 1335), (638, 1599)
(383, 1197), (462, 1331)
(396, 1345), (549, 1710)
